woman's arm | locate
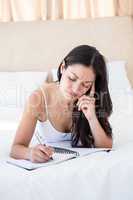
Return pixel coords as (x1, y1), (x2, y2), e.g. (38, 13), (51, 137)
(10, 89), (54, 162)
(88, 116), (112, 148)
(77, 83), (112, 148)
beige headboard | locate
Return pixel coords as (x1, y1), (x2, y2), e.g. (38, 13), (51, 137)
(0, 16), (133, 86)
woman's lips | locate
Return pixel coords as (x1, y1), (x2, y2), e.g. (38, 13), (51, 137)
(67, 91), (78, 98)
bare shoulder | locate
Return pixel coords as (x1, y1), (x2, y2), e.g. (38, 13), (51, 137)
(41, 82), (57, 93)
(41, 82), (58, 101)
(25, 82), (57, 121)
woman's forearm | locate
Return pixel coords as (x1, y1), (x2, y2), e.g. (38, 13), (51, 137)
(10, 144), (31, 160)
(88, 116), (112, 148)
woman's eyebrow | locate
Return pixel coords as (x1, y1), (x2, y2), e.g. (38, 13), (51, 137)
(70, 71), (78, 78)
(70, 71), (93, 83)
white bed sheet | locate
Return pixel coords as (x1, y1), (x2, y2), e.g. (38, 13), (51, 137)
(0, 130), (133, 200)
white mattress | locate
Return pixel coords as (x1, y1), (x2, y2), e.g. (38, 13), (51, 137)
(0, 129), (133, 200)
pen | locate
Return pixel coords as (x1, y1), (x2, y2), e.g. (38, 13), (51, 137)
(35, 134), (53, 160)
(35, 133), (42, 144)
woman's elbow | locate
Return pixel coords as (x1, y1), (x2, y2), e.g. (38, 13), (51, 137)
(9, 143), (19, 158)
(95, 137), (113, 148)
(104, 137), (113, 148)
(9, 145), (15, 158)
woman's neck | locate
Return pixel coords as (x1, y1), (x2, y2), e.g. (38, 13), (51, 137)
(55, 82), (75, 108)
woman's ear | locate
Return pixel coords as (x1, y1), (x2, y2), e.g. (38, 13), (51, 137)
(60, 61), (65, 74)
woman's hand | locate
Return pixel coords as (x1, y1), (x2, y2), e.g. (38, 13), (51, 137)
(77, 82), (96, 121)
(29, 144), (54, 163)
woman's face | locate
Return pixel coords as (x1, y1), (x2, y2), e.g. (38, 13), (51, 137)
(59, 64), (96, 101)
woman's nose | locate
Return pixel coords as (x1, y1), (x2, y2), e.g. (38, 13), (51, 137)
(72, 83), (81, 95)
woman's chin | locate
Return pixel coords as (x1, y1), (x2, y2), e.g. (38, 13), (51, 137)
(63, 91), (75, 101)
(60, 87), (76, 102)
(64, 92), (72, 99)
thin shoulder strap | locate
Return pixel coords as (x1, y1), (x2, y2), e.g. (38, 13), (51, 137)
(40, 86), (49, 120)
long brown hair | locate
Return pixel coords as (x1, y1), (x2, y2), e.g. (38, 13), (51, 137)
(57, 45), (113, 147)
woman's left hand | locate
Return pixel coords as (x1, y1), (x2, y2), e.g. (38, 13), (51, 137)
(77, 82), (96, 121)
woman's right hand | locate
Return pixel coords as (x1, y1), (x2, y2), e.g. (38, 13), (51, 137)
(29, 144), (54, 163)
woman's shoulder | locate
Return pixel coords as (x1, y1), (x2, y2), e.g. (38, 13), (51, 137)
(40, 81), (58, 99)
(26, 82), (57, 121)
(29, 82), (55, 100)
(41, 81), (57, 90)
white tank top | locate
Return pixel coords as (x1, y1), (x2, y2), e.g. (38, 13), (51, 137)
(36, 86), (72, 144)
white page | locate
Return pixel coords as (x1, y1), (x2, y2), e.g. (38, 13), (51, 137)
(7, 152), (77, 170)
(49, 142), (111, 156)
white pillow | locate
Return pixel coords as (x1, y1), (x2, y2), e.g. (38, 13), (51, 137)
(0, 71), (48, 108)
(109, 89), (133, 147)
(0, 71), (48, 132)
(0, 107), (22, 131)
(106, 61), (133, 147)
(51, 68), (58, 81)
(107, 60), (132, 91)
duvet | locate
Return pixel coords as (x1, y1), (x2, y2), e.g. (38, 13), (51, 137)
(0, 130), (133, 200)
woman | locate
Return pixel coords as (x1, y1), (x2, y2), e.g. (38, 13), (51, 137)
(10, 45), (113, 163)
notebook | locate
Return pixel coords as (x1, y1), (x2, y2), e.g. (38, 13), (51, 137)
(7, 146), (111, 170)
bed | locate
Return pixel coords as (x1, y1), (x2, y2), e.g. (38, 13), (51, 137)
(0, 16), (133, 200)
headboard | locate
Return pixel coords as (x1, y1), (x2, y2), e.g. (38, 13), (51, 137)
(0, 16), (133, 86)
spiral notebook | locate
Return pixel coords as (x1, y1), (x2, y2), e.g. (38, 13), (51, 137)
(7, 147), (79, 170)
(7, 146), (111, 170)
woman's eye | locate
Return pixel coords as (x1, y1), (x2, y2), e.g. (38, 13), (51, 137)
(84, 86), (89, 89)
(82, 83), (89, 88)
(68, 77), (76, 82)
(84, 85), (89, 89)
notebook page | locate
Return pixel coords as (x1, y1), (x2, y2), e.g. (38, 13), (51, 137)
(49, 143), (111, 156)
(6, 145), (111, 170)
(6, 152), (77, 170)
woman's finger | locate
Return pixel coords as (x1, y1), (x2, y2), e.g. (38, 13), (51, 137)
(78, 101), (89, 111)
(77, 96), (95, 105)
(30, 149), (49, 163)
(44, 146), (54, 157)
(89, 81), (95, 97)
(78, 99), (95, 111)
(36, 150), (49, 161)
(80, 103), (89, 111)
(38, 145), (53, 157)
(78, 99), (95, 109)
